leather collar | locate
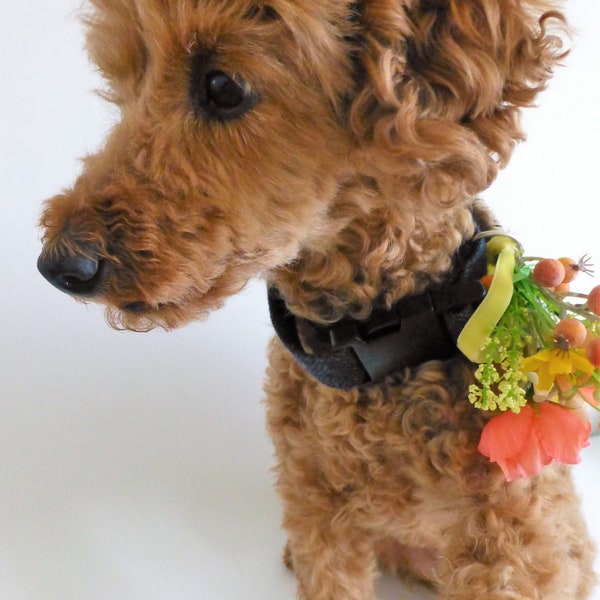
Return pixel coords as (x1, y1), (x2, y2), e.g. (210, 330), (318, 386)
(268, 226), (488, 390)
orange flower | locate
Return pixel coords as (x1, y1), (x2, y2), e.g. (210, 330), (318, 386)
(579, 386), (599, 407)
(478, 403), (591, 481)
(555, 375), (598, 408)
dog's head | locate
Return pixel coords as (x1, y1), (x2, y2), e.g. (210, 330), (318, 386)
(38, 0), (567, 330)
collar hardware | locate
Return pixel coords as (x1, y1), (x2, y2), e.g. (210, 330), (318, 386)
(309, 279), (486, 354)
(268, 220), (490, 390)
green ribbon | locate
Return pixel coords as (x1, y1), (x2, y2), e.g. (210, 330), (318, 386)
(457, 235), (518, 362)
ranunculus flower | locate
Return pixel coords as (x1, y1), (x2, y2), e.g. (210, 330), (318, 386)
(555, 374), (598, 408)
(578, 386), (599, 407)
(478, 402), (591, 481)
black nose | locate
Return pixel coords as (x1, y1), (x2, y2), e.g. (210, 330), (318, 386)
(37, 245), (103, 296)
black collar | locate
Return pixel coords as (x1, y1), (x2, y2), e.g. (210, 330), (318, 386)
(268, 227), (488, 390)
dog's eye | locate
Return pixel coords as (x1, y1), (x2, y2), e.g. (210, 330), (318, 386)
(189, 54), (258, 122)
(205, 71), (246, 110)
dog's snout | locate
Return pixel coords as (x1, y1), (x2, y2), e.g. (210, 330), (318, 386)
(37, 243), (103, 297)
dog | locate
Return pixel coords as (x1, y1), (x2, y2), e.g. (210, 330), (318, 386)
(37, 1), (596, 598)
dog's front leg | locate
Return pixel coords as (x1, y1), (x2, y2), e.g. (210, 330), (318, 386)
(434, 470), (596, 600)
(282, 499), (377, 600)
(266, 340), (378, 598)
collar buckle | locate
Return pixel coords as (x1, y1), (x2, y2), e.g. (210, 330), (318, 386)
(324, 279), (486, 352)
(268, 218), (491, 389)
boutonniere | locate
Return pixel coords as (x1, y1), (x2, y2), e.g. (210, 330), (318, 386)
(458, 234), (599, 481)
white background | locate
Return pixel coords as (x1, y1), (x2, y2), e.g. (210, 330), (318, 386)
(0, 1), (598, 599)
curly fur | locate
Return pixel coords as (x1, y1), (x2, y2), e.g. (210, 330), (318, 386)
(38, 0), (596, 598)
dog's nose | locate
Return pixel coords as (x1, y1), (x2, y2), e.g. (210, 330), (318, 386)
(37, 244), (103, 296)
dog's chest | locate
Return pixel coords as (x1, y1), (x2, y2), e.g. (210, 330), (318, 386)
(266, 338), (485, 506)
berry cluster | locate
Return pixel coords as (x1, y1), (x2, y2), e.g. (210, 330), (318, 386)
(532, 256), (599, 368)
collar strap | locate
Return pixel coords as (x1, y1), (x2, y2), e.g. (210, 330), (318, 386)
(268, 230), (489, 390)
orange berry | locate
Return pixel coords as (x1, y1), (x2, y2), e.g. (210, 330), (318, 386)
(558, 257), (579, 283)
(586, 337), (600, 369)
(480, 273), (494, 290)
(554, 318), (588, 350)
(554, 282), (571, 293)
(533, 258), (565, 288)
(588, 285), (600, 316)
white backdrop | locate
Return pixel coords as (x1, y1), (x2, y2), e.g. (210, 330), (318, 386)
(0, 1), (598, 599)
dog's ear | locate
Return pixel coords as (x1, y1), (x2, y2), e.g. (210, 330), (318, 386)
(84, 0), (150, 105)
(349, 0), (568, 203)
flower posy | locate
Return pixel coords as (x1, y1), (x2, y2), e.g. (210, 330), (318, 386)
(459, 235), (600, 480)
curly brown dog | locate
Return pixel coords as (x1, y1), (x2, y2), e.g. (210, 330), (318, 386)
(37, 1), (596, 598)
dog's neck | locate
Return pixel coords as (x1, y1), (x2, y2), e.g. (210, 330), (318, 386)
(267, 177), (483, 325)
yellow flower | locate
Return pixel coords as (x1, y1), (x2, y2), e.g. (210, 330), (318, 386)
(521, 348), (595, 391)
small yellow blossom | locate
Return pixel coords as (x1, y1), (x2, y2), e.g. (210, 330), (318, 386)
(521, 348), (595, 392)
